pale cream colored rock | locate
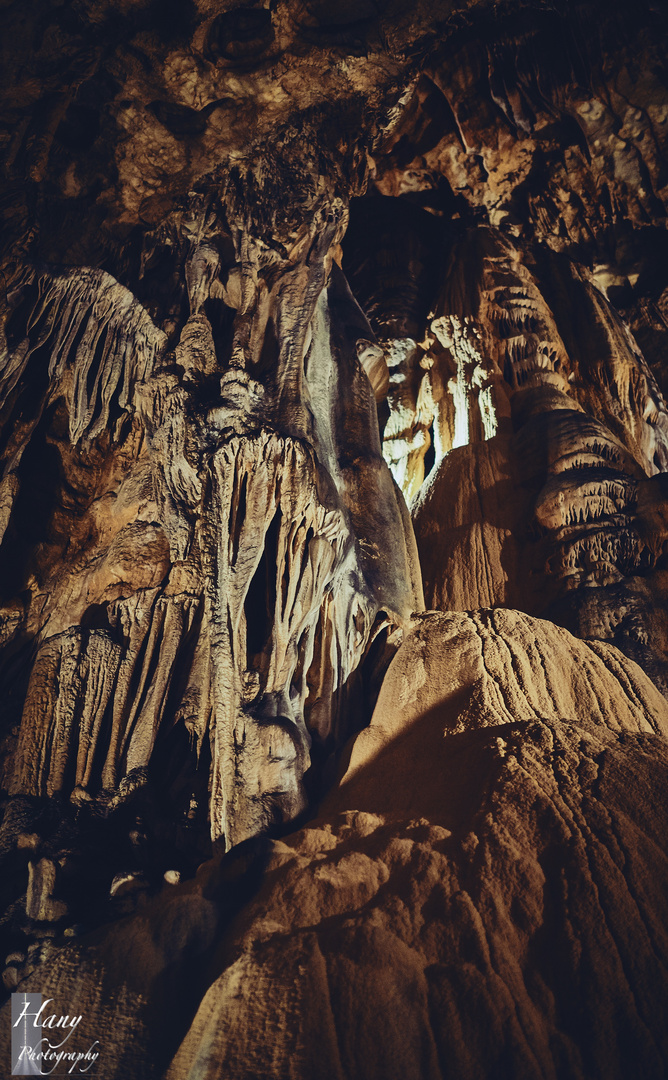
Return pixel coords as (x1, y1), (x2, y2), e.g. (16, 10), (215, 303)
(110, 872), (148, 898)
(26, 858), (67, 922)
(3, 187), (422, 852)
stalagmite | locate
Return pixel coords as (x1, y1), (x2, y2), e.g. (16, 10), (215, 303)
(1, 0), (668, 1076)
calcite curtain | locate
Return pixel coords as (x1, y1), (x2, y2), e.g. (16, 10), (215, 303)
(1, 0), (668, 1077)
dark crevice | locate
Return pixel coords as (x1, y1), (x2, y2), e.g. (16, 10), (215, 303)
(245, 508), (281, 667)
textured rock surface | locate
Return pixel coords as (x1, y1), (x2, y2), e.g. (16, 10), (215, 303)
(4, 612), (668, 1079)
(2, 0), (668, 1077)
(0, 176), (423, 854)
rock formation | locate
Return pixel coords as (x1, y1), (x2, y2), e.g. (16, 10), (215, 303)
(1, 0), (668, 1077)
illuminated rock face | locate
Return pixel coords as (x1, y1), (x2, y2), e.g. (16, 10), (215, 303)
(1, 0), (668, 1076)
(1, 180), (421, 849)
(5, 612), (668, 1080)
(406, 229), (668, 649)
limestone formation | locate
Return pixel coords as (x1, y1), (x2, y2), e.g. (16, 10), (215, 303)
(4, 612), (668, 1079)
(1, 182), (422, 850)
(1, 0), (668, 1077)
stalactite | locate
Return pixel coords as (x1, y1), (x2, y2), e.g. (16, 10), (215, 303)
(202, 431), (377, 844)
(2, 2), (668, 1074)
(2, 267), (166, 444)
(0, 177), (421, 856)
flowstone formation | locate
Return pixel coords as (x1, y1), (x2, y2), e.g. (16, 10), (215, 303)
(1, 161), (421, 850)
(1, 0), (668, 1077)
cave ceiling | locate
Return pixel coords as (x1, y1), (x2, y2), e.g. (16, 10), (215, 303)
(2, 0), (668, 1076)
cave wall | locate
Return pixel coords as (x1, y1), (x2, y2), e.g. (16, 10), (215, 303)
(1, 0), (668, 1077)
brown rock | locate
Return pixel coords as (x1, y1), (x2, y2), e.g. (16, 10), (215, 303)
(3, 612), (668, 1079)
(1, 1), (668, 1076)
(26, 858), (68, 923)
